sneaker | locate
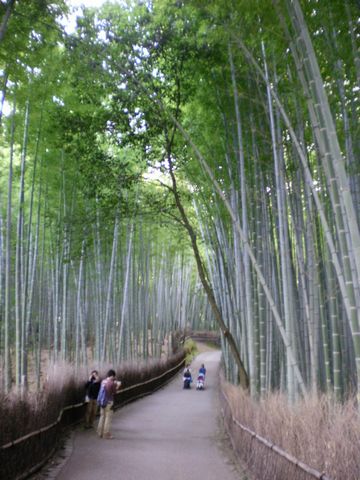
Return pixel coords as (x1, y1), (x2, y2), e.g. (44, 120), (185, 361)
(103, 433), (114, 439)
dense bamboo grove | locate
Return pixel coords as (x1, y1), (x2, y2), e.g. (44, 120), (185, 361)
(189, 0), (360, 401)
(0, 0), (359, 404)
(0, 192), (208, 391)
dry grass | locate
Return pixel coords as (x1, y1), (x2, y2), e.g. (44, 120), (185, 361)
(0, 349), (185, 479)
(222, 382), (360, 480)
(1, 351), (185, 445)
(0, 362), (85, 447)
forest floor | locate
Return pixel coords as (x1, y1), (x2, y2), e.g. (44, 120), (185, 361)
(31, 344), (251, 480)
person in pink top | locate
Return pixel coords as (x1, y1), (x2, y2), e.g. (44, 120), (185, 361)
(97, 369), (121, 439)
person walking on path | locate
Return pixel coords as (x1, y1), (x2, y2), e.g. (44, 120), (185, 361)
(84, 370), (101, 429)
(97, 369), (121, 439)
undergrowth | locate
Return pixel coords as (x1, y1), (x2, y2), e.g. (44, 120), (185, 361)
(223, 381), (360, 480)
(184, 338), (197, 365)
(0, 349), (185, 480)
(0, 351), (185, 446)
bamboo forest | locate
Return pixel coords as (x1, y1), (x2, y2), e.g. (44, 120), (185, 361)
(0, 0), (360, 479)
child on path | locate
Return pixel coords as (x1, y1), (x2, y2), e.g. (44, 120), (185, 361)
(199, 364), (206, 376)
(196, 364), (206, 390)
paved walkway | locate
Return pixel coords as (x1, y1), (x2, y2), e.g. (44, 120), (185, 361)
(54, 350), (243, 480)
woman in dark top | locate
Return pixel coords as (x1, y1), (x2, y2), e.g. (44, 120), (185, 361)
(85, 370), (101, 428)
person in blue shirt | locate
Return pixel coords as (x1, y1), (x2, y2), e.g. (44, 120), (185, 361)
(196, 364), (206, 390)
(199, 364), (206, 376)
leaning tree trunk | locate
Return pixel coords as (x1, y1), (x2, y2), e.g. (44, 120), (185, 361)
(167, 154), (249, 389)
(166, 102), (307, 395)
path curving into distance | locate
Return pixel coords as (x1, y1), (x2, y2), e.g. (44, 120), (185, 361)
(55, 349), (244, 480)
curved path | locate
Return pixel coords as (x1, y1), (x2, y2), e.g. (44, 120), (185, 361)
(55, 350), (243, 480)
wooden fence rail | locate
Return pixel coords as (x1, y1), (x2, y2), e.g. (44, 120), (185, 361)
(0, 356), (185, 480)
(220, 390), (331, 480)
(188, 331), (221, 346)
